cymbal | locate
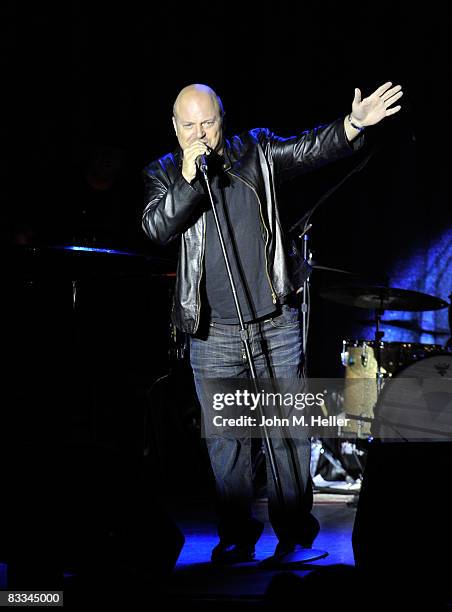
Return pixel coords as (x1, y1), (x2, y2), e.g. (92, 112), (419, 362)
(358, 318), (450, 335)
(311, 263), (353, 275)
(310, 260), (386, 278)
(6, 244), (176, 279)
(319, 285), (449, 312)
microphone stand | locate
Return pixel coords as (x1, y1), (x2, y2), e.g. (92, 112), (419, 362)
(199, 161), (284, 511)
(201, 160), (328, 565)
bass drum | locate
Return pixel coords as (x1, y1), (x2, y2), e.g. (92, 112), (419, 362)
(341, 340), (447, 438)
(373, 352), (452, 441)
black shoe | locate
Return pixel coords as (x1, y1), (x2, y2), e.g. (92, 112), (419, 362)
(297, 514), (320, 548)
(211, 520), (264, 565)
(275, 513), (320, 549)
(259, 541), (299, 567)
(259, 519), (322, 568)
(211, 543), (256, 565)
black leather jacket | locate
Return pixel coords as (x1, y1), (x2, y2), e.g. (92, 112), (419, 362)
(142, 118), (362, 334)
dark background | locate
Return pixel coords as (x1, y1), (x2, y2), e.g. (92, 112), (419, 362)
(1, 3), (450, 498)
(2, 1), (449, 314)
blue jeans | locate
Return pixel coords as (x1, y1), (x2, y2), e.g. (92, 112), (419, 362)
(190, 305), (319, 546)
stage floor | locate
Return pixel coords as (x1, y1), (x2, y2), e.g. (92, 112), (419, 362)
(166, 493), (357, 606)
(2, 490), (451, 609)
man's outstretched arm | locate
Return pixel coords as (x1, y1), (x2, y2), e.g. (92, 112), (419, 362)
(267, 81), (403, 179)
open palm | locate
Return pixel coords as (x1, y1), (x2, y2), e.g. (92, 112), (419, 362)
(352, 82), (403, 126)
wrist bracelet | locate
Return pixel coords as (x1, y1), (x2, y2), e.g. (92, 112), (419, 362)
(348, 114), (365, 132)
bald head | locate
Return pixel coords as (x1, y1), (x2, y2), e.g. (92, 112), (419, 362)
(173, 84), (224, 120)
(172, 84), (225, 155)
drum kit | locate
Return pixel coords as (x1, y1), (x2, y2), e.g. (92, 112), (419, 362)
(319, 284), (452, 440)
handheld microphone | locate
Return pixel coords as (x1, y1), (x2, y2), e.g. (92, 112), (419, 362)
(196, 153), (208, 174)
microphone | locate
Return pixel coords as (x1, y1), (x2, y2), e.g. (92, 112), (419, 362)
(196, 153), (208, 174)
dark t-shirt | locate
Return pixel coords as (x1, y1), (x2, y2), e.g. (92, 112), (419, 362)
(203, 166), (275, 324)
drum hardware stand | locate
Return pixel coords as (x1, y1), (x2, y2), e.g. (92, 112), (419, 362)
(289, 147), (378, 372)
(311, 437), (357, 484)
(311, 438), (362, 510)
(447, 290), (452, 348)
(374, 307), (388, 395)
(299, 225), (312, 360)
(200, 162), (326, 565)
(370, 303), (393, 438)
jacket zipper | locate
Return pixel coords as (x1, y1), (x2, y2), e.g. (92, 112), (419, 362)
(226, 170), (277, 304)
(194, 212), (207, 332)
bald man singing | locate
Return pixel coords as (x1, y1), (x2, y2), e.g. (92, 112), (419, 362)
(142, 82), (402, 565)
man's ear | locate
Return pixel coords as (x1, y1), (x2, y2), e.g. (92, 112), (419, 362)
(172, 116), (178, 136)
